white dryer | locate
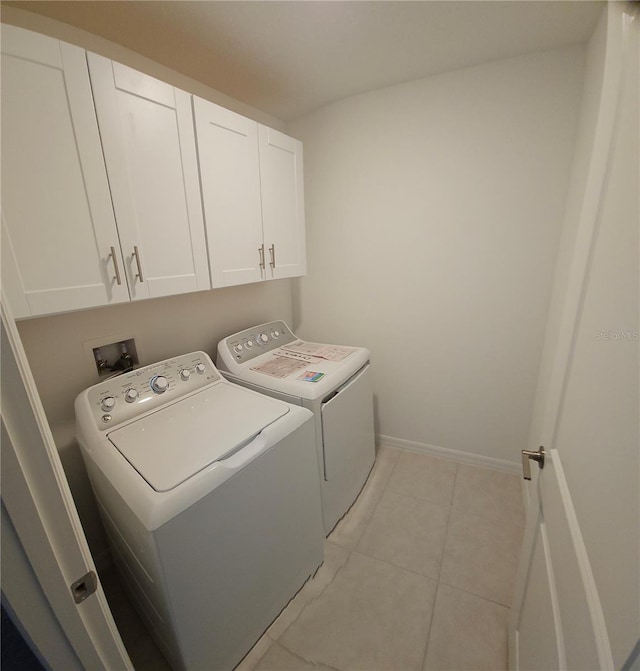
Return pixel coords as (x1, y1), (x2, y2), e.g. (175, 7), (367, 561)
(217, 321), (375, 535)
(75, 352), (323, 671)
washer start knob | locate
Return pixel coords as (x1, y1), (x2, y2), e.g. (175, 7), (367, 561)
(150, 375), (169, 394)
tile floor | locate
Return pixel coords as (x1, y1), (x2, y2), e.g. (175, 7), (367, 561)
(102, 446), (526, 671)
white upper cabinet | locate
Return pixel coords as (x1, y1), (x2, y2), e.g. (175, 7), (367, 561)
(194, 97), (306, 288)
(88, 54), (210, 300)
(2, 24), (305, 315)
(193, 97), (264, 287)
(1, 25), (130, 318)
(258, 126), (306, 280)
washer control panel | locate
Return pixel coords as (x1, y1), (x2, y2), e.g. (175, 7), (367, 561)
(86, 352), (219, 429)
(222, 320), (297, 364)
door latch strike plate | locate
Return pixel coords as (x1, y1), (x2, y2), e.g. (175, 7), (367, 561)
(521, 446), (545, 481)
(70, 571), (98, 604)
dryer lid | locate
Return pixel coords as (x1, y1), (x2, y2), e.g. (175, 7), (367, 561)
(108, 383), (288, 492)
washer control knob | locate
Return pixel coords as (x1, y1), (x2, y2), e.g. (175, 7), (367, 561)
(195, 363), (206, 374)
(180, 368), (191, 381)
(101, 396), (116, 411)
(245, 340), (253, 348)
(124, 389), (138, 403)
(234, 344), (243, 353)
(150, 375), (169, 394)
(256, 333), (269, 345)
(272, 329), (281, 338)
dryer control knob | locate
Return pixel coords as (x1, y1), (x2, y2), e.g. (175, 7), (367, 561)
(101, 396), (116, 411)
(150, 375), (169, 394)
(256, 333), (269, 345)
(180, 369), (191, 381)
(195, 363), (206, 374)
(124, 389), (138, 403)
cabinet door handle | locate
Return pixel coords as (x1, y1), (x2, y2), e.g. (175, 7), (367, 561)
(109, 246), (122, 286)
(268, 244), (276, 269)
(133, 246), (144, 282)
(258, 244), (266, 270)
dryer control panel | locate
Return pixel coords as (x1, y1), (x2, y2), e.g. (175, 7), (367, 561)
(84, 352), (219, 429)
(220, 320), (297, 364)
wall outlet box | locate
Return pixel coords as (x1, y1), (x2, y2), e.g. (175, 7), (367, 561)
(83, 334), (139, 379)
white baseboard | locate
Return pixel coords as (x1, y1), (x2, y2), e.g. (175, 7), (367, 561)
(376, 434), (521, 475)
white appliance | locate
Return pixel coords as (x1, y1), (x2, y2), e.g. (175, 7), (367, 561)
(75, 352), (324, 671)
(217, 321), (375, 535)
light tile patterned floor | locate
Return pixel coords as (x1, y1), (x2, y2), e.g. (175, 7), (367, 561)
(102, 446), (525, 671)
(239, 446), (525, 671)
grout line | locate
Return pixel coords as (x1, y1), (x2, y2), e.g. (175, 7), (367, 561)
(329, 446), (402, 551)
(234, 634), (273, 671)
(437, 460), (459, 583)
(419, 461), (459, 671)
(275, 638), (344, 671)
(437, 579), (514, 609)
(351, 456), (400, 549)
(271, 547), (353, 641)
(350, 496), (453, 578)
(350, 549), (439, 583)
(448, 503), (527, 530)
(420, 581), (442, 671)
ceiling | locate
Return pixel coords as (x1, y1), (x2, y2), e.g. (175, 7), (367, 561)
(4, 1), (604, 121)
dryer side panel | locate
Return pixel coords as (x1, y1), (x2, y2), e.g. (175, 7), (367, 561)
(320, 364), (376, 534)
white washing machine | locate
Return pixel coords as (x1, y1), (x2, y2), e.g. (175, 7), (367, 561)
(217, 321), (376, 535)
(75, 351), (324, 671)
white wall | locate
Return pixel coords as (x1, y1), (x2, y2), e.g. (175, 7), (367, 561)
(289, 46), (586, 468)
(526, 8), (607, 455)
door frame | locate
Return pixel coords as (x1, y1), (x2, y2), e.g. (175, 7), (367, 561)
(1, 296), (133, 670)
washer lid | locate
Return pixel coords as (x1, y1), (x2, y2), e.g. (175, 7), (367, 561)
(108, 383), (288, 492)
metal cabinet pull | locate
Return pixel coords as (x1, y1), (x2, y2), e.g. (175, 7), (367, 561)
(109, 246), (122, 285)
(521, 446), (545, 480)
(133, 246), (144, 282)
(258, 244), (266, 270)
(268, 244), (276, 269)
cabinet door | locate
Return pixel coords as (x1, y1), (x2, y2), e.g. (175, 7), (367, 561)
(1, 25), (129, 317)
(88, 54), (210, 300)
(193, 97), (264, 287)
(258, 126), (306, 280)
